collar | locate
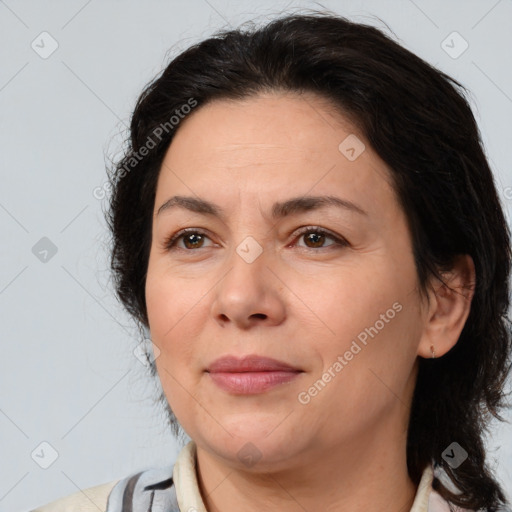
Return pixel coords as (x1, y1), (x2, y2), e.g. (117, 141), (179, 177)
(173, 440), (439, 512)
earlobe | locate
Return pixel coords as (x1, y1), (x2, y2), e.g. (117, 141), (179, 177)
(417, 254), (476, 359)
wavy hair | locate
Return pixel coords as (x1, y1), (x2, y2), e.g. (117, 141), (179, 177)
(105, 11), (512, 510)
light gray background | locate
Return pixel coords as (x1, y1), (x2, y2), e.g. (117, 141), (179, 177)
(1, 1), (511, 510)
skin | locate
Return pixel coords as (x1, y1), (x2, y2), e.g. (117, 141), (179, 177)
(145, 91), (475, 512)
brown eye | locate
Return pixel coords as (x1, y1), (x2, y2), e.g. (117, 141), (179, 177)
(303, 232), (327, 248)
(163, 229), (213, 250)
(182, 232), (205, 249)
(295, 227), (348, 250)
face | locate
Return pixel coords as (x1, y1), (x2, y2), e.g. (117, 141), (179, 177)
(145, 91), (427, 471)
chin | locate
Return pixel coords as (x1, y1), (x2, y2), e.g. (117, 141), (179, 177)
(196, 427), (307, 471)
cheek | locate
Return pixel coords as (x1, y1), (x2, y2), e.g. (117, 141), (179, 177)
(306, 265), (396, 343)
(308, 258), (420, 379)
(146, 270), (205, 421)
(146, 255), (199, 322)
(145, 267), (204, 365)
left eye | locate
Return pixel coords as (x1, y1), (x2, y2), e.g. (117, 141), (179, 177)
(293, 227), (348, 249)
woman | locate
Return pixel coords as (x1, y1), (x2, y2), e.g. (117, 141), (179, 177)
(32, 11), (511, 512)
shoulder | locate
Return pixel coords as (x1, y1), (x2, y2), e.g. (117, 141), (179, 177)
(30, 479), (119, 512)
(30, 464), (178, 512)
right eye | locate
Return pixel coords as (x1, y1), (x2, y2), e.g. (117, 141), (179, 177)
(163, 229), (215, 251)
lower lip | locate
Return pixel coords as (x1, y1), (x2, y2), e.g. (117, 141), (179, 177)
(207, 371), (302, 394)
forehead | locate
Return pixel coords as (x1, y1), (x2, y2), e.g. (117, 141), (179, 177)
(167, 92), (360, 161)
(155, 92), (400, 222)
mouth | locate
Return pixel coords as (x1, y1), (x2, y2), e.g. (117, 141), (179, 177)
(205, 354), (303, 394)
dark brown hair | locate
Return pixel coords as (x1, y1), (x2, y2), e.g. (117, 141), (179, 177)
(105, 11), (512, 510)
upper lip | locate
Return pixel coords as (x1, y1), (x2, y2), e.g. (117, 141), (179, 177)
(206, 355), (302, 373)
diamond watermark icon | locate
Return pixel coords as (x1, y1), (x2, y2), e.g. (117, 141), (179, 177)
(31, 31), (59, 59)
(442, 442), (468, 469)
(133, 339), (161, 366)
(236, 236), (263, 264)
(32, 237), (58, 263)
(338, 134), (365, 161)
(441, 32), (468, 59)
(31, 441), (59, 469)
(237, 442), (262, 468)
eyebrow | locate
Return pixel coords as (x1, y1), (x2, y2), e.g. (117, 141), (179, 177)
(156, 195), (368, 220)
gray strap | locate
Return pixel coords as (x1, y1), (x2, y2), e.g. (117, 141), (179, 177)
(106, 465), (180, 512)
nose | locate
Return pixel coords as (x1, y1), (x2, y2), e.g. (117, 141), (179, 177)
(210, 245), (286, 330)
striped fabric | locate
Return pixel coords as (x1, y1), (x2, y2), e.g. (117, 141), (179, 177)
(105, 464), (180, 512)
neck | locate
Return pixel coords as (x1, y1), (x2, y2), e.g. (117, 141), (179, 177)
(194, 414), (418, 512)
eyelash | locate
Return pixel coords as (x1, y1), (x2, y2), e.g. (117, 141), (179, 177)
(162, 226), (349, 252)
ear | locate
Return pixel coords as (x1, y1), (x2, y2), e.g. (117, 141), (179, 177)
(417, 254), (476, 359)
